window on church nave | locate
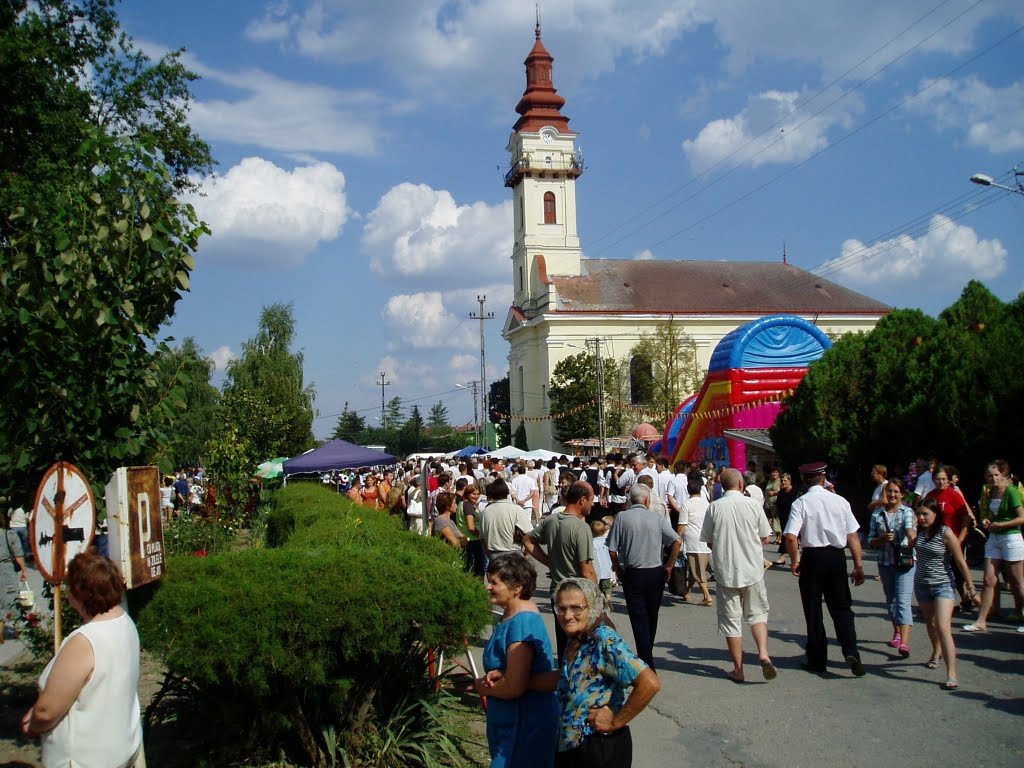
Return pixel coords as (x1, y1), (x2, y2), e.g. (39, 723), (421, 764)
(543, 191), (556, 224)
(630, 355), (654, 405)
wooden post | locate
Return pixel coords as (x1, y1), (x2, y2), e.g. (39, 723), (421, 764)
(53, 585), (63, 654)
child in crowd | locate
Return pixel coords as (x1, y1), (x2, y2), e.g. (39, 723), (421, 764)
(591, 517), (616, 607)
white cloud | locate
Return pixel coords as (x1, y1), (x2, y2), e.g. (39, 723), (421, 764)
(182, 54), (396, 156)
(244, 1), (706, 100)
(369, 355), (436, 391)
(816, 214), (1007, 286)
(704, 0), (1004, 76)
(905, 76), (1024, 153)
(363, 183), (511, 280)
(682, 87), (860, 172)
(209, 345), (236, 371)
(382, 292), (474, 349)
(633, 249), (655, 260)
(187, 157), (350, 267)
(241, 1), (1021, 105)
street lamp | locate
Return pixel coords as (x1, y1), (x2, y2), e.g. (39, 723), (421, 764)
(456, 382), (480, 446)
(970, 169), (1024, 196)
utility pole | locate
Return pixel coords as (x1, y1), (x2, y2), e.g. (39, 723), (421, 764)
(469, 381), (480, 447)
(591, 337), (607, 456)
(469, 295), (494, 447)
(379, 371), (390, 429)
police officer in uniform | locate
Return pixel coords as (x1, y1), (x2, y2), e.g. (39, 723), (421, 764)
(783, 462), (866, 676)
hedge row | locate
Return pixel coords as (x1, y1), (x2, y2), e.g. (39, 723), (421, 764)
(135, 484), (491, 765)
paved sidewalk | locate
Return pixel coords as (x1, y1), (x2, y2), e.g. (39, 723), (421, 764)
(476, 549), (1023, 768)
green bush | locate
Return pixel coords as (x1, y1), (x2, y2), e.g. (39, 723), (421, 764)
(136, 485), (491, 767)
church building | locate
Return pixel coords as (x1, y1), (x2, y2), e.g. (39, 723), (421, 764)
(502, 24), (890, 451)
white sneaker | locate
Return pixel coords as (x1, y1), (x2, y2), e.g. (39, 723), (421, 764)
(1016, 625), (1024, 634)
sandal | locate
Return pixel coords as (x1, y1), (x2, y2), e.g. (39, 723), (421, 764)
(942, 679), (959, 690)
(699, 598), (714, 607)
(962, 624), (987, 633)
(925, 658), (940, 669)
(897, 643), (910, 658)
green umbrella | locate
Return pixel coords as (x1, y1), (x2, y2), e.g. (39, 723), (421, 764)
(255, 457), (288, 479)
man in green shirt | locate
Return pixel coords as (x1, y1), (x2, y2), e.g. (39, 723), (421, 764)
(524, 481), (598, 662)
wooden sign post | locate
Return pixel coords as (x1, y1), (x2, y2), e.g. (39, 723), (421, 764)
(105, 467), (165, 589)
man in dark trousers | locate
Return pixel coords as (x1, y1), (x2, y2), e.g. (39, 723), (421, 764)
(608, 483), (682, 669)
(784, 461), (867, 676)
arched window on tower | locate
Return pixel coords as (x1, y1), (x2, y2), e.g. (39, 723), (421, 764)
(630, 355), (654, 405)
(543, 191), (556, 224)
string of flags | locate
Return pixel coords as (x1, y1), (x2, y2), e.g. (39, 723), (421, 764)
(493, 389), (797, 425)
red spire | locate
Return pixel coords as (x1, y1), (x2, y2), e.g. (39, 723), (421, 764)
(513, 21), (570, 133)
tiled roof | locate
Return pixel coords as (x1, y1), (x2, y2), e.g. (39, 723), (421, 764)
(549, 259), (890, 315)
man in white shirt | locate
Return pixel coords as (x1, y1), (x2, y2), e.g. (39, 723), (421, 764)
(655, 457), (678, 526)
(784, 461), (866, 677)
(638, 455), (658, 483)
(509, 464), (540, 523)
(700, 468), (776, 683)
(912, 457), (936, 507)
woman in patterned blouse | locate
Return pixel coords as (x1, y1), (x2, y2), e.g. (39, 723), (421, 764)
(553, 577), (660, 768)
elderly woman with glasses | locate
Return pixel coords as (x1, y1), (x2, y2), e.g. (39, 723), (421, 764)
(868, 478), (917, 658)
(553, 577), (660, 768)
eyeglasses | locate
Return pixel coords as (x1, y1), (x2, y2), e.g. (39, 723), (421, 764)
(554, 603), (588, 617)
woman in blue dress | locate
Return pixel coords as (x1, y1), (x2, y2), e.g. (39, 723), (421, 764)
(474, 553), (558, 768)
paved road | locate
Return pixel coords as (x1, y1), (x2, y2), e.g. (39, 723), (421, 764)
(474, 549), (1023, 768)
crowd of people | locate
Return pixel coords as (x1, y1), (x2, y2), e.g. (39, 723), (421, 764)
(4, 450), (1021, 768)
(331, 450), (1024, 767)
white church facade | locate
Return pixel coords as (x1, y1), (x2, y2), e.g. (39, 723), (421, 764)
(502, 25), (890, 451)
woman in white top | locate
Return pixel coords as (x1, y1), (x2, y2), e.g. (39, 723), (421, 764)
(23, 551), (143, 768)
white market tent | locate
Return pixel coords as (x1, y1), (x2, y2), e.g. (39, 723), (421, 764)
(485, 446), (527, 460)
(521, 449), (561, 461)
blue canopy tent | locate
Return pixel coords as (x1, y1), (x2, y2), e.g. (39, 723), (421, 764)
(454, 445), (487, 458)
(283, 439), (396, 479)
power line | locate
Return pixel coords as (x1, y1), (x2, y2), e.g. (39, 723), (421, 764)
(588, 0), (984, 256)
(642, 23), (1023, 253)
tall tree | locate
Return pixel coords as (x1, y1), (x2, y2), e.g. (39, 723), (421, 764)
(148, 338), (221, 469)
(548, 352), (601, 442)
(427, 401), (451, 431)
(221, 303), (315, 462)
(628, 317), (705, 427)
(333, 402), (367, 444)
(397, 405), (424, 455)
(0, 0), (212, 504)
(385, 396), (404, 431)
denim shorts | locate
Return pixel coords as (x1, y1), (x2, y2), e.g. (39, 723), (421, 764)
(915, 580), (956, 603)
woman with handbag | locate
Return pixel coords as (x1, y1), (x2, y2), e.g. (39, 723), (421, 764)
(914, 498), (977, 689)
(868, 479), (916, 657)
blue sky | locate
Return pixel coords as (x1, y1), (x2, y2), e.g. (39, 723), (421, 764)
(119, 1), (1024, 438)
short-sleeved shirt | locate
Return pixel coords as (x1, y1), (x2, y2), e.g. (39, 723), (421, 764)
(784, 485), (859, 548)
(682, 496), (711, 555)
(924, 487), (970, 535)
(607, 504), (680, 569)
(455, 499), (480, 541)
(432, 515), (465, 543)
(557, 625), (647, 752)
(990, 485), (1024, 536)
(528, 512), (595, 586)
(509, 474), (538, 509)
(699, 491), (772, 588)
(480, 499), (534, 554)
(867, 505), (915, 567)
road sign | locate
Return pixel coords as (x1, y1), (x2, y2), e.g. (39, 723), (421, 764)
(31, 462), (96, 585)
(105, 466), (165, 589)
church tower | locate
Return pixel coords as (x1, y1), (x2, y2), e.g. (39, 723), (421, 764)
(505, 19), (583, 315)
